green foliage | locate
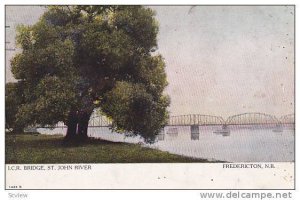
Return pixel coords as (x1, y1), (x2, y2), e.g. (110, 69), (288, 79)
(102, 81), (170, 143)
(110, 6), (159, 51)
(8, 6), (170, 143)
(5, 82), (25, 132)
(15, 76), (77, 127)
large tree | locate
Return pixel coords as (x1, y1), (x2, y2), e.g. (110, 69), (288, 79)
(8, 5), (170, 143)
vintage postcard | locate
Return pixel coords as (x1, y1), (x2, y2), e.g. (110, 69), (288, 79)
(5, 5), (295, 189)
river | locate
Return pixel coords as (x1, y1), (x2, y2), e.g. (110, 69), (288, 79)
(37, 125), (294, 162)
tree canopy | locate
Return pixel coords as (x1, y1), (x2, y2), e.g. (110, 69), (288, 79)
(7, 5), (170, 143)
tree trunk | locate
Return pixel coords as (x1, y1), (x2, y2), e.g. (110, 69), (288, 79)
(77, 111), (92, 141)
(64, 109), (92, 143)
(64, 110), (78, 141)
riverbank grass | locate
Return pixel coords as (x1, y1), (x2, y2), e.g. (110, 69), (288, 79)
(6, 134), (211, 163)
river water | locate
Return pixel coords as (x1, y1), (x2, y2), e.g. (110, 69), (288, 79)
(37, 125), (294, 162)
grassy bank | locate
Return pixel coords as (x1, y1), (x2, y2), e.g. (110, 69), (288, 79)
(6, 134), (213, 163)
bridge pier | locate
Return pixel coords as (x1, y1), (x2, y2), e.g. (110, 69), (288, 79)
(191, 125), (199, 140)
(272, 123), (283, 132)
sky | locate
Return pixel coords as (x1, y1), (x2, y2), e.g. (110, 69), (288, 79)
(5, 6), (295, 118)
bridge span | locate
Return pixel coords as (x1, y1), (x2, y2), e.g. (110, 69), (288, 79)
(168, 114), (224, 126)
(39, 112), (294, 141)
(52, 112), (294, 128)
(168, 112), (293, 127)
